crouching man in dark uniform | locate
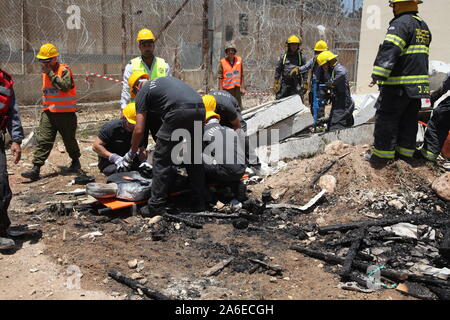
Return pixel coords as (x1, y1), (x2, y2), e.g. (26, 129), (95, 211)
(93, 103), (148, 176)
(317, 51), (355, 131)
(203, 91), (262, 172)
(420, 73), (450, 165)
(203, 110), (247, 201)
(125, 76), (206, 216)
(0, 69), (24, 251)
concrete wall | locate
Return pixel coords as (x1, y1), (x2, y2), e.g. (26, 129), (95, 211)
(356, 0), (450, 94)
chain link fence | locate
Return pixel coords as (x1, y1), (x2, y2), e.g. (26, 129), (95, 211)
(0, 0), (362, 130)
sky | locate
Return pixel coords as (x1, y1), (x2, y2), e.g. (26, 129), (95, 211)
(342, 0), (364, 12)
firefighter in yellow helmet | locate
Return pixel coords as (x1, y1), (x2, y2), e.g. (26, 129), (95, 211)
(295, 40), (330, 123)
(92, 102), (149, 176)
(203, 107), (247, 200)
(317, 51), (355, 132)
(367, 0), (430, 166)
(273, 35), (307, 101)
(121, 28), (170, 110)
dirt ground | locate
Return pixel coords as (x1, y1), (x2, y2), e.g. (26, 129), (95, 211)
(1, 138), (447, 301)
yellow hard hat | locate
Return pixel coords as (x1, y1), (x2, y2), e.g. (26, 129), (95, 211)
(202, 95), (217, 113)
(205, 111), (221, 122)
(128, 72), (150, 98)
(287, 35), (302, 45)
(314, 40), (329, 52)
(36, 43), (59, 60)
(137, 29), (156, 43)
(389, 0), (422, 6)
(317, 51), (339, 66)
(123, 103), (137, 125)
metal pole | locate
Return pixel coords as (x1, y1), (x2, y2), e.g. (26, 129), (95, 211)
(21, 0), (25, 75)
(202, 0), (210, 93)
(121, 0), (127, 74)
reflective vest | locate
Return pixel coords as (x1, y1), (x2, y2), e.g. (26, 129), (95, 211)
(221, 56), (242, 90)
(131, 56), (167, 80)
(0, 69), (14, 130)
(42, 64), (77, 113)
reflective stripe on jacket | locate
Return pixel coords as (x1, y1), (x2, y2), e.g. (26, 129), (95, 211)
(372, 13), (432, 98)
(221, 56), (242, 90)
(42, 64), (77, 113)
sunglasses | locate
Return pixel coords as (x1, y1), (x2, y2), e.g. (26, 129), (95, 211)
(39, 59), (53, 63)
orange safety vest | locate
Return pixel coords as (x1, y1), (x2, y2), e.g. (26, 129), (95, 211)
(42, 63), (77, 113)
(221, 56), (242, 90)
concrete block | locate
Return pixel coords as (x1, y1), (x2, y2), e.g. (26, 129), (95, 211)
(245, 95), (305, 136)
(257, 123), (375, 163)
(353, 93), (379, 126)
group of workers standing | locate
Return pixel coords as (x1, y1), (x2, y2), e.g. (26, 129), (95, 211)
(1, 0), (450, 250)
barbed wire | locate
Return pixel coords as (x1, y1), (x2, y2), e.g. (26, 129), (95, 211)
(0, 0), (362, 127)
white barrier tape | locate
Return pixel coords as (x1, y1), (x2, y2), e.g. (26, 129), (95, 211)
(85, 72), (123, 84)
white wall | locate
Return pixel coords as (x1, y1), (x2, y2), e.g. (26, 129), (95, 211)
(356, 0), (450, 94)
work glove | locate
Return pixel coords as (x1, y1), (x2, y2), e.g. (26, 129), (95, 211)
(273, 80), (281, 95)
(117, 150), (138, 173)
(109, 153), (123, 166)
(325, 81), (334, 90)
(139, 161), (153, 171)
(303, 82), (309, 92)
(289, 66), (300, 77)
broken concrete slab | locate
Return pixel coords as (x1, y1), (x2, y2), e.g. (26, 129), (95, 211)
(257, 123), (374, 162)
(265, 108), (314, 142)
(353, 93), (379, 126)
(245, 95), (305, 136)
(429, 60), (450, 91)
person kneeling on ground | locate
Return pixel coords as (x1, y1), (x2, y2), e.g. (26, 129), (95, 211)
(317, 51), (355, 132)
(92, 103), (148, 176)
(420, 72), (450, 170)
(203, 110), (247, 201)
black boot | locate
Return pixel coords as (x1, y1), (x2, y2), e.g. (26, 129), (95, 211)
(140, 204), (167, 218)
(0, 229), (15, 251)
(21, 166), (41, 181)
(68, 159), (81, 172)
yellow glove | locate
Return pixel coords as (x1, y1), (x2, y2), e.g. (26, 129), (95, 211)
(273, 80), (281, 94)
(289, 66), (300, 77)
(303, 82), (309, 92)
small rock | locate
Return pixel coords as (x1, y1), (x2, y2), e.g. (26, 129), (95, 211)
(174, 223), (181, 230)
(139, 278), (148, 285)
(388, 199), (404, 210)
(148, 216), (163, 225)
(432, 173), (450, 201)
(128, 259), (138, 269)
(230, 199), (243, 212)
(102, 278), (109, 284)
(80, 231), (103, 239)
(269, 277), (277, 283)
(318, 264), (324, 268)
(283, 277), (291, 281)
(137, 288), (144, 296)
(130, 273), (143, 280)
(232, 218), (249, 230)
(29, 268), (39, 273)
(214, 201), (225, 210)
(324, 141), (351, 156)
(318, 175), (337, 194)
(136, 261), (145, 272)
(185, 242), (190, 247)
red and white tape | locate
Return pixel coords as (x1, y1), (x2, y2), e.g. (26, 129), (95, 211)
(85, 72), (273, 97)
(85, 72), (123, 84)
